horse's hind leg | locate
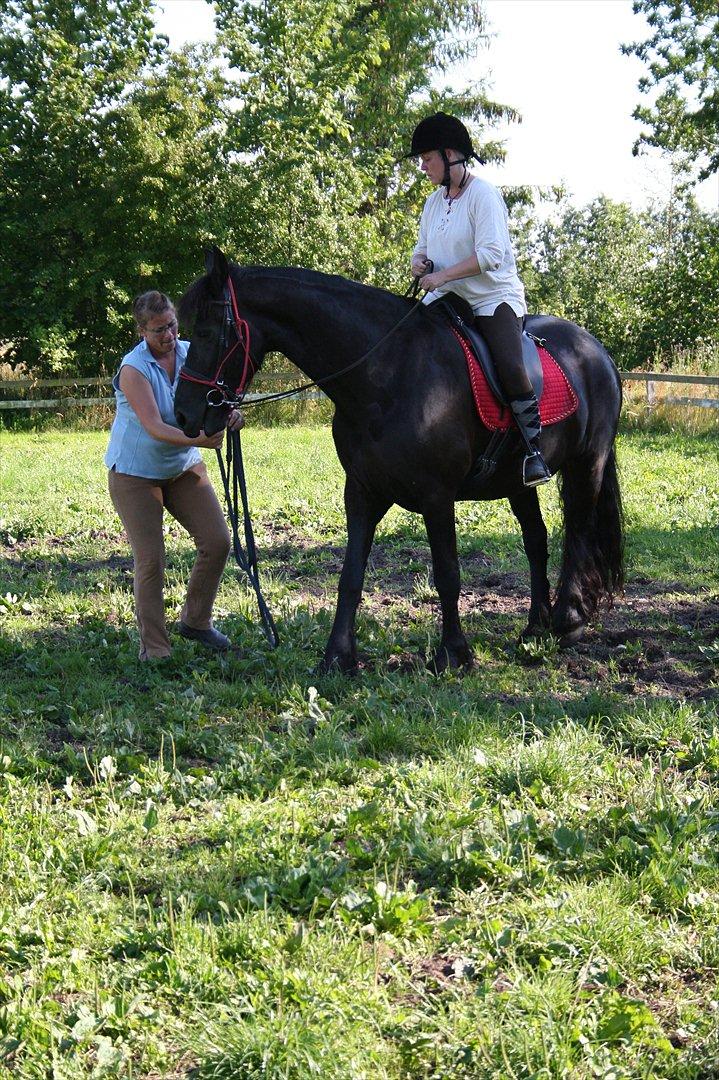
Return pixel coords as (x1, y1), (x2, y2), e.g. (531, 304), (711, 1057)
(508, 490), (552, 638)
(423, 501), (473, 672)
(553, 448), (624, 646)
(321, 479), (388, 674)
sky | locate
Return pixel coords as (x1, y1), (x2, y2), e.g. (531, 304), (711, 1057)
(153, 0), (719, 213)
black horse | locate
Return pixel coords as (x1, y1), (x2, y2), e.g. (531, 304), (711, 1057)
(175, 246), (623, 673)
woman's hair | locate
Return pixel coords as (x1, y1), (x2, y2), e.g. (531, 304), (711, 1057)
(133, 290), (175, 330)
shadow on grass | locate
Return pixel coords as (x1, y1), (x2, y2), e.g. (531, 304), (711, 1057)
(3, 520), (717, 600)
(1, 587), (716, 781)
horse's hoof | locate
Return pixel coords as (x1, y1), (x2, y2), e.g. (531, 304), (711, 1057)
(557, 623), (586, 649)
(428, 646), (474, 675)
(519, 604), (552, 641)
(317, 653), (357, 676)
(518, 621), (550, 642)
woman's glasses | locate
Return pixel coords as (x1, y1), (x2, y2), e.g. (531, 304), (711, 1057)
(144, 319), (178, 336)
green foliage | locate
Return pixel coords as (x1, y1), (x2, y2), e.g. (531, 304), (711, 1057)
(624, 0), (719, 178)
(516, 192), (719, 367)
(637, 198), (719, 363)
(0, 0), (232, 376)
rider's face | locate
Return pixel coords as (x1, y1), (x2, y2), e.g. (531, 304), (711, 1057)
(419, 149), (464, 187)
(419, 150), (445, 185)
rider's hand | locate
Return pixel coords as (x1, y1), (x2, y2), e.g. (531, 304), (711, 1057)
(419, 269), (446, 293)
(411, 256), (432, 278)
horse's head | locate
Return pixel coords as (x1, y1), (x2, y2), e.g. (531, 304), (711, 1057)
(175, 246), (258, 437)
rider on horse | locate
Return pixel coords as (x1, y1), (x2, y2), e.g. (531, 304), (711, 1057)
(409, 111), (551, 487)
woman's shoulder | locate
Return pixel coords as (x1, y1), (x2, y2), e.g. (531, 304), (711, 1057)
(118, 341), (154, 380)
(121, 339), (150, 366)
(465, 174), (504, 202)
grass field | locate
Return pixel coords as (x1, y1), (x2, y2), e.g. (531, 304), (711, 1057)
(1, 424), (718, 1079)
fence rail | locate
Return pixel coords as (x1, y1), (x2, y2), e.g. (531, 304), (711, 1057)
(0, 373), (315, 410)
(619, 370), (719, 409)
(1, 371), (718, 410)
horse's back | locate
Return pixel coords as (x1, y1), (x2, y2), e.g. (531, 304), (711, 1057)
(526, 314), (622, 414)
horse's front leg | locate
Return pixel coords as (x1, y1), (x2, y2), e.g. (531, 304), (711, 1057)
(320, 480), (388, 674)
(508, 490), (552, 638)
(423, 502), (473, 672)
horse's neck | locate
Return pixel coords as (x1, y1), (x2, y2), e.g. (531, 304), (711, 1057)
(245, 271), (401, 389)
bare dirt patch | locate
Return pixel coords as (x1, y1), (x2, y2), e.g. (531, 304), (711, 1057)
(259, 527), (719, 702)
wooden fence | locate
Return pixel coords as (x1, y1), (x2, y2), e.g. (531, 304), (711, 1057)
(0, 372), (319, 410)
(1, 371), (718, 410)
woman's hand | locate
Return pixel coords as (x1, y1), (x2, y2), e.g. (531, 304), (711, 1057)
(192, 411), (244, 450)
(227, 409), (245, 432)
(419, 269), (447, 292)
(193, 431), (225, 449)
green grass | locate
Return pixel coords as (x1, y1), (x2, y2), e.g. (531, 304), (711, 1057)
(0, 425), (718, 1078)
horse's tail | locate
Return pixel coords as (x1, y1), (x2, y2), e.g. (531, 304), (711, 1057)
(556, 446), (624, 625)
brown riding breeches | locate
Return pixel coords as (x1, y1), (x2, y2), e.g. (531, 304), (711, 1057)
(109, 462), (231, 659)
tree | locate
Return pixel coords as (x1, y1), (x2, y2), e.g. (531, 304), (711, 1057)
(637, 198), (719, 365)
(0, 0), (230, 375)
(624, 0), (719, 178)
(517, 197), (654, 367)
(213, 0), (519, 288)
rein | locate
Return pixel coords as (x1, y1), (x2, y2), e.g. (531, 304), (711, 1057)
(240, 291), (424, 408)
(215, 428), (279, 649)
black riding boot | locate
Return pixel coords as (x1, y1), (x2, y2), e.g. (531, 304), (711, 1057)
(510, 393), (552, 487)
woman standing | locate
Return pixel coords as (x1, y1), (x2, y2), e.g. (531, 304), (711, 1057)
(106, 291), (244, 660)
(409, 112), (551, 487)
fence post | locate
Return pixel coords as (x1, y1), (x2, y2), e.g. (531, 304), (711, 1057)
(646, 379), (656, 406)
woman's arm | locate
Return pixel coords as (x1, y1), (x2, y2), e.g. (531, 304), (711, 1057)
(120, 367), (229, 449)
(419, 254), (481, 292)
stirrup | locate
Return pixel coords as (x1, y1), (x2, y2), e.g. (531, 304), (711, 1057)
(522, 452), (552, 488)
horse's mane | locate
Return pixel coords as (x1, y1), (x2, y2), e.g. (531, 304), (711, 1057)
(177, 273), (214, 326)
(178, 263), (416, 327)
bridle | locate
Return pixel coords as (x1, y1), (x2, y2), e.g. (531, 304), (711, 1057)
(178, 276), (255, 409)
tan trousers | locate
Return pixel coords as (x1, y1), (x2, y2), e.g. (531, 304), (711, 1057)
(109, 462), (231, 659)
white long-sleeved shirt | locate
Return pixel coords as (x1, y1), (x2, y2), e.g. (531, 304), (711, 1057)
(413, 174), (526, 317)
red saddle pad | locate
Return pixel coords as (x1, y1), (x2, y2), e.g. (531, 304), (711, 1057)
(450, 327), (579, 432)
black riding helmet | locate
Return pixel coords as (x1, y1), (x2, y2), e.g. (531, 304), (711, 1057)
(409, 112), (485, 189)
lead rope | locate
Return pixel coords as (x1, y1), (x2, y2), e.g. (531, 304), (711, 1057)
(216, 428), (279, 649)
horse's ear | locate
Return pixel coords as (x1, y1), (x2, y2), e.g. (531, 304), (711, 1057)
(204, 245), (229, 289)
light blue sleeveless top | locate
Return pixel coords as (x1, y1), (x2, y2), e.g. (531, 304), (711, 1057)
(105, 338), (202, 479)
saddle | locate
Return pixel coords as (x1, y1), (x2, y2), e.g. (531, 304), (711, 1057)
(426, 292), (543, 404)
(425, 293), (579, 483)
(426, 293), (577, 425)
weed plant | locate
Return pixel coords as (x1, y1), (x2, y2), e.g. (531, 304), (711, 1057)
(0, 425), (718, 1077)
